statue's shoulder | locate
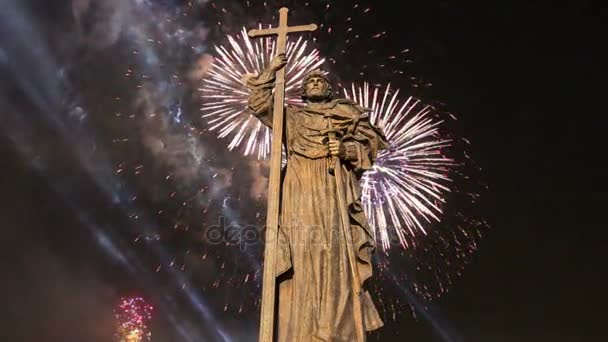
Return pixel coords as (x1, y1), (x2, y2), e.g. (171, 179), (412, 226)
(332, 98), (369, 118)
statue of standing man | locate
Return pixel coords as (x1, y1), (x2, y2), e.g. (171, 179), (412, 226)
(247, 52), (387, 341)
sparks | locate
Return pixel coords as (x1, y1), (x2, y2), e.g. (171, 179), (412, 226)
(115, 296), (154, 342)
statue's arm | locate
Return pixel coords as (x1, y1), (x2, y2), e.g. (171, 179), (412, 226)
(246, 70), (275, 127)
(246, 54), (287, 128)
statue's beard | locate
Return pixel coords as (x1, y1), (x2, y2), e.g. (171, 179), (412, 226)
(304, 90), (330, 103)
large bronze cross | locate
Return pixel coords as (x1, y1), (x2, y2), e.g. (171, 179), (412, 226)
(247, 7), (317, 342)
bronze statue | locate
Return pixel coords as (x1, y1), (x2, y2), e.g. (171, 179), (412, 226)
(247, 8), (387, 341)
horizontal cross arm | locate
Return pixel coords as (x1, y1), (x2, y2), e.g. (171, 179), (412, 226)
(287, 23), (318, 33)
(248, 24), (318, 38)
(248, 27), (279, 38)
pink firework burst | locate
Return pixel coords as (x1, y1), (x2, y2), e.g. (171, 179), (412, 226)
(114, 296), (154, 341)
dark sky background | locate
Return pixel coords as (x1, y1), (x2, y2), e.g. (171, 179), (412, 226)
(1, 1), (605, 341)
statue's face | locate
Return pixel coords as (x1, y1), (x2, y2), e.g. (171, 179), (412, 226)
(304, 76), (329, 102)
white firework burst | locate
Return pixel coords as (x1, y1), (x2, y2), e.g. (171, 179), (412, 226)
(344, 82), (455, 251)
(199, 26), (325, 159)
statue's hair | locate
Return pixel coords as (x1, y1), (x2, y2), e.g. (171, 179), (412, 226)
(301, 69), (333, 101)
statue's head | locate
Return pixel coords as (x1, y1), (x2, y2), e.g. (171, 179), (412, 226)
(301, 70), (333, 103)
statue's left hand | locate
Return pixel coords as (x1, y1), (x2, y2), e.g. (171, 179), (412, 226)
(328, 138), (347, 159)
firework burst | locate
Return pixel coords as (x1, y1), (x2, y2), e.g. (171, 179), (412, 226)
(344, 82), (454, 251)
(200, 27), (325, 159)
(114, 296), (154, 342)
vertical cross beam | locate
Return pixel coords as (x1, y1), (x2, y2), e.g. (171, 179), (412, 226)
(247, 8), (317, 342)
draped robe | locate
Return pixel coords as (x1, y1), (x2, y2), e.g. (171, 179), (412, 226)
(248, 71), (387, 341)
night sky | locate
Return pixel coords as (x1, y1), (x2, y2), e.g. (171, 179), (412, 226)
(1, 1), (605, 341)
